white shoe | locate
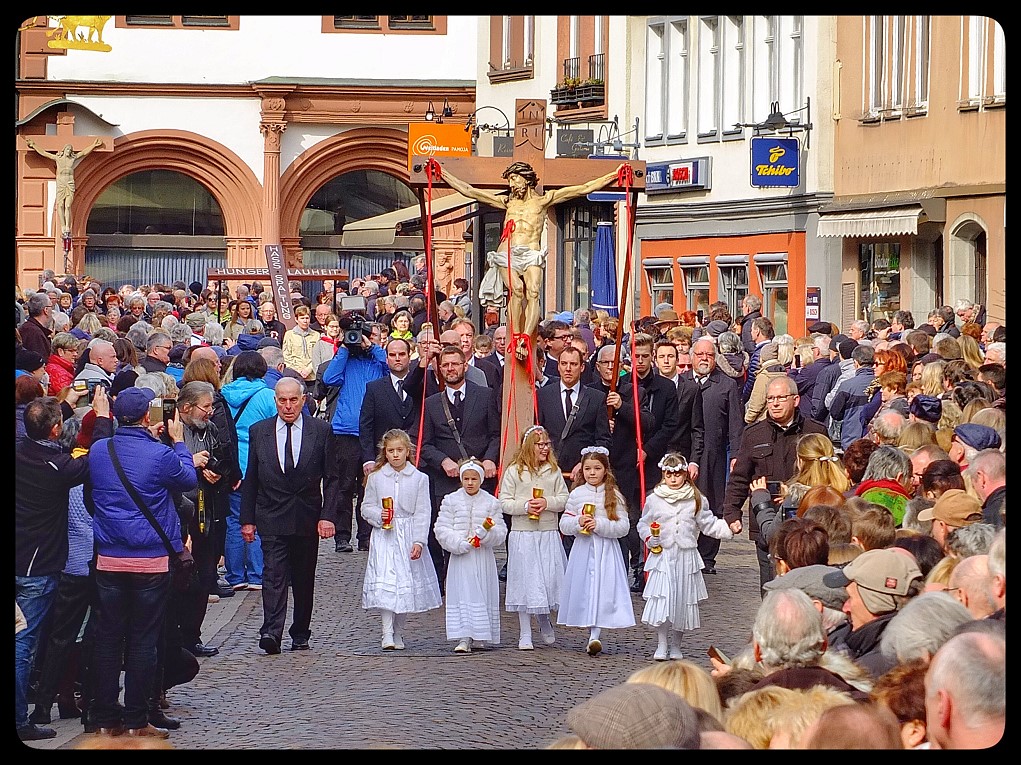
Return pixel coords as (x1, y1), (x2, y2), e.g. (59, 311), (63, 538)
(518, 637), (534, 650)
(454, 638), (472, 653)
(669, 647), (684, 660)
(653, 646), (668, 661)
(247, 584), (263, 591)
(586, 638), (602, 656)
(382, 632), (397, 650)
(207, 594), (220, 604)
(539, 622), (556, 645)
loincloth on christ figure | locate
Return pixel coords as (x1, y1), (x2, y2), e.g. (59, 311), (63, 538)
(478, 245), (547, 309)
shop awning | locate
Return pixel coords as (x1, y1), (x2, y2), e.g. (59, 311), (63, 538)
(817, 206), (925, 238)
(339, 192), (474, 249)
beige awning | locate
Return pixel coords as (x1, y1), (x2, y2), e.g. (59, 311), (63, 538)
(817, 206), (925, 238)
(340, 192), (474, 249)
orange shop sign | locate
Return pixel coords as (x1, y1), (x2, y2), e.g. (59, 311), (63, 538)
(407, 122), (471, 170)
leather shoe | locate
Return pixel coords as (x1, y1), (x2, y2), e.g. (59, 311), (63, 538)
(335, 541), (353, 553)
(259, 634), (281, 655)
(125, 723), (170, 739)
(29, 705), (52, 725)
(702, 564), (717, 575)
(148, 711), (181, 730)
(498, 563), (508, 582)
(95, 726), (124, 736)
(209, 584), (235, 598)
(18, 723), (57, 741)
(357, 542), (370, 551)
(185, 643), (219, 657)
(290, 638), (310, 651)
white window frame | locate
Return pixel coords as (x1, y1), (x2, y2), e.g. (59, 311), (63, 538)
(868, 15), (887, 117)
(721, 15), (745, 136)
(717, 255), (750, 321)
(646, 17), (690, 144)
(678, 257), (711, 314)
(913, 15), (930, 111)
(697, 16), (721, 138)
(754, 253), (789, 336)
(643, 258), (676, 307)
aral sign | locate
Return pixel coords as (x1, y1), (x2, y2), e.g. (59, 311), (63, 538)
(407, 123), (471, 170)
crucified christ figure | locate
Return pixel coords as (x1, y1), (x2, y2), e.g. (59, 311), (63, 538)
(25, 137), (104, 236)
(438, 160), (624, 361)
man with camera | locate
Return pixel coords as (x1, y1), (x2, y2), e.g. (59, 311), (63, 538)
(322, 300), (388, 552)
(74, 339), (118, 390)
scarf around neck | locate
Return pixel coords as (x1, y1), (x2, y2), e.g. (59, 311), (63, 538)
(653, 482), (695, 504)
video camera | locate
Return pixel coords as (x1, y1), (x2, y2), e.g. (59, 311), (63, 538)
(339, 295), (371, 348)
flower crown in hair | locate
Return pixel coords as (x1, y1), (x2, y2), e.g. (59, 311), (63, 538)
(458, 460), (484, 478)
(658, 455), (689, 473)
(522, 425), (545, 442)
(580, 446), (609, 457)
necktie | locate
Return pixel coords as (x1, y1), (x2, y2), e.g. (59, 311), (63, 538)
(396, 378), (405, 401)
(564, 388), (573, 421)
(453, 390), (463, 408)
(284, 422), (295, 474)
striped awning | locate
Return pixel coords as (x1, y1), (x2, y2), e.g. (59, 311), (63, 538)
(817, 206), (924, 238)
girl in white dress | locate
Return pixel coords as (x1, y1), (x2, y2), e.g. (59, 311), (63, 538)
(361, 429), (442, 650)
(434, 459), (508, 653)
(558, 447), (634, 656)
(637, 452), (735, 661)
(498, 425), (570, 650)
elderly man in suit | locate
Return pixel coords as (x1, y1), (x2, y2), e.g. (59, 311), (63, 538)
(241, 377), (335, 654)
(420, 345), (501, 584)
(688, 338), (746, 575)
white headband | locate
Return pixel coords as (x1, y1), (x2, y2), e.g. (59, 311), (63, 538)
(658, 455), (689, 473)
(458, 460), (483, 479)
(580, 446), (609, 457)
(522, 425), (545, 442)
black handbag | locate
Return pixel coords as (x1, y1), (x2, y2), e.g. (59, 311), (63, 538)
(106, 440), (195, 591)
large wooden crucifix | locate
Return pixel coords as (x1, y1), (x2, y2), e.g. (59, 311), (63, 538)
(410, 98), (644, 467)
(20, 113), (111, 256)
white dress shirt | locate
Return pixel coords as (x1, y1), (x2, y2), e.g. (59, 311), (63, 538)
(275, 416), (302, 473)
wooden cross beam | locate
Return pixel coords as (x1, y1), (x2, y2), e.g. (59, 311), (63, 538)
(19, 113), (111, 154)
(409, 98), (645, 468)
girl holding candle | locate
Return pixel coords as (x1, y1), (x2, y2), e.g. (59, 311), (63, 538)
(557, 447), (634, 656)
(361, 429), (442, 650)
(498, 425), (571, 650)
(636, 452), (735, 661)
(434, 459), (508, 653)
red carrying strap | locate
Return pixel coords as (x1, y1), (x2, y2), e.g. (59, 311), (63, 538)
(414, 159), (444, 466)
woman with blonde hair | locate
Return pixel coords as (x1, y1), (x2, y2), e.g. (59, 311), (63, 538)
(788, 433), (850, 496)
(627, 659), (724, 722)
(957, 333), (984, 370)
(498, 425), (570, 650)
(919, 360), (945, 397)
(897, 421), (936, 453)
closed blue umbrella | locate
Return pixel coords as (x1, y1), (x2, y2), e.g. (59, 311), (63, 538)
(591, 221), (618, 317)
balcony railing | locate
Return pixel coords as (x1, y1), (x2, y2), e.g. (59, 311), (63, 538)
(551, 53), (605, 109)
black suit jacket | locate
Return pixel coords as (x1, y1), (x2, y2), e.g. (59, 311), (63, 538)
(420, 381), (501, 495)
(468, 356), (501, 389)
(691, 368), (745, 512)
(673, 372), (706, 462)
(537, 382), (611, 474)
(239, 414), (335, 536)
(620, 371), (682, 488)
(358, 367), (424, 464)
(588, 378), (655, 500)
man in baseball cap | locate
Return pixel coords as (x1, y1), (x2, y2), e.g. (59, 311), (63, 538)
(916, 488), (984, 552)
(111, 386), (156, 425)
(948, 424), (1001, 471)
(184, 311), (208, 346)
(823, 548), (923, 678)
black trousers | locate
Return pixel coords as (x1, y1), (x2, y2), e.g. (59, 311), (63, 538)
(32, 573), (92, 710)
(178, 508), (222, 647)
(259, 534), (319, 643)
(325, 433), (371, 546)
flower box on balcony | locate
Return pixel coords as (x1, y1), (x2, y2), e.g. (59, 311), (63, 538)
(575, 83), (604, 103)
(550, 86), (579, 105)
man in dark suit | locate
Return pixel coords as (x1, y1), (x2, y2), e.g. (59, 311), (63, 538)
(537, 345), (612, 485)
(654, 338), (704, 462)
(358, 337), (425, 470)
(240, 378), (335, 654)
(686, 338), (745, 575)
(420, 346), (501, 582)
(477, 324), (506, 399)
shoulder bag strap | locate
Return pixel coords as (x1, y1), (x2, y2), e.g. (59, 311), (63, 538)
(439, 394), (469, 459)
(106, 440), (177, 557)
(561, 392), (581, 442)
(232, 394), (254, 425)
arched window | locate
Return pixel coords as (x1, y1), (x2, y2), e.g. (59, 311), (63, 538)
(85, 170), (225, 288)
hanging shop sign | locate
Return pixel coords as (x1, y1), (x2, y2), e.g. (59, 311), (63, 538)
(750, 137), (799, 188)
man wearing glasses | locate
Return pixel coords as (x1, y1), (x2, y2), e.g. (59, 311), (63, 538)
(141, 332), (175, 373)
(720, 375), (827, 591)
(540, 320), (573, 381)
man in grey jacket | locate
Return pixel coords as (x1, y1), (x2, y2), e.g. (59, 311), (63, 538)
(829, 344), (876, 450)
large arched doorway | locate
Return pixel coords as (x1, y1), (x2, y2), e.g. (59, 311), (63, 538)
(85, 169), (227, 288)
(948, 216), (988, 308)
(299, 169), (416, 290)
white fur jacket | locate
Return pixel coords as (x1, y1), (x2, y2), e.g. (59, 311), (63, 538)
(361, 462), (432, 547)
(559, 483), (629, 539)
(434, 488), (508, 555)
(636, 492), (733, 550)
